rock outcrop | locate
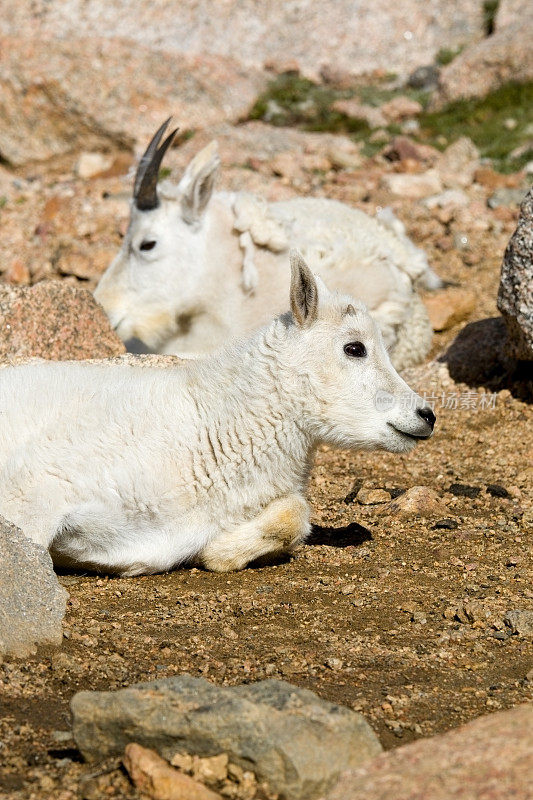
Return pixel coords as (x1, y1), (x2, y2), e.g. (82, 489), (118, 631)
(497, 186), (533, 360)
(432, 23), (533, 107)
(2, 1), (486, 88)
(496, 0), (533, 30)
(0, 36), (267, 165)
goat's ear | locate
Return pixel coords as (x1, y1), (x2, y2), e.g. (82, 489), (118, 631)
(290, 250), (318, 328)
(179, 141), (220, 224)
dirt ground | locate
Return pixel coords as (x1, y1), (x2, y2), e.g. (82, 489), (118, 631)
(0, 128), (532, 799)
(1, 380), (531, 799)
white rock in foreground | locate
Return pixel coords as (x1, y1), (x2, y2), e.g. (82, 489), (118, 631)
(381, 170), (443, 199)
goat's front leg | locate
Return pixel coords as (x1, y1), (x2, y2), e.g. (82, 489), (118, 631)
(200, 494), (310, 572)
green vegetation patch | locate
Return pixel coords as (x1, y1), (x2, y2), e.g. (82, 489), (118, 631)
(249, 73), (369, 134)
(248, 72), (430, 139)
(419, 81), (533, 172)
(435, 46), (464, 67)
(357, 84), (430, 109)
(249, 73), (533, 172)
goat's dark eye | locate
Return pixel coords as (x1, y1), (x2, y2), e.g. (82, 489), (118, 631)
(344, 341), (367, 358)
(139, 240), (156, 251)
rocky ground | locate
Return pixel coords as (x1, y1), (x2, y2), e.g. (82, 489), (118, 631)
(0, 10), (532, 796)
(0, 385), (531, 798)
(0, 120), (532, 797)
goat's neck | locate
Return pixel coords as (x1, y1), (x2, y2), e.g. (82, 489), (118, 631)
(199, 195), (248, 316)
(187, 323), (315, 503)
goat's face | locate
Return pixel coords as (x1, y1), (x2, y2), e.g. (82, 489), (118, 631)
(288, 252), (435, 453)
(94, 198), (209, 349)
(95, 126), (220, 350)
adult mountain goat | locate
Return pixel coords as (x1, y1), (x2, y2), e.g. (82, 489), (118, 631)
(95, 120), (442, 370)
(0, 254), (435, 576)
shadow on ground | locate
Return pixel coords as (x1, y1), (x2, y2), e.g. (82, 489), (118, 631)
(440, 317), (532, 401)
(308, 521), (372, 548)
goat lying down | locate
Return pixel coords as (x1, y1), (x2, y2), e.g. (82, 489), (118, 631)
(0, 254), (435, 576)
(95, 120), (442, 371)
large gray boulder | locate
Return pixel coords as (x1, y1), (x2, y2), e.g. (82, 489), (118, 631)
(497, 186), (533, 360)
(326, 704), (533, 800)
(0, 516), (68, 658)
(71, 675), (382, 800)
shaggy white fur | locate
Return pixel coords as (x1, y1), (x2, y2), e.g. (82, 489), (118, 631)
(95, 136), (441, 370)
(1, 255), (435, 576)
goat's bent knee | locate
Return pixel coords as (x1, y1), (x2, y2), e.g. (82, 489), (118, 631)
(200, 495), (310, 572)
(262, 495), (310, 548)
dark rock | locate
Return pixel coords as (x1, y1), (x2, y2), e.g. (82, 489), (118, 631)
(71, 676), (382, 800)
(448, 483), (481, 498)
(407, 64), (440, 91)
(492, 631), (508, 640)
(0, 515), (68, 657)
(497, 186), (533, 360)
(486, 484), (510, 498)
(387, 488), (406, 500)
(344, 482), (363, 504)
(432, 518), (459, 530)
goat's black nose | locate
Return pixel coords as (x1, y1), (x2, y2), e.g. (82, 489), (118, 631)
(417, 406), (436, 429)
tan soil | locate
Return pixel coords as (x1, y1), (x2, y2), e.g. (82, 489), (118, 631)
(0, 127), (531, 800)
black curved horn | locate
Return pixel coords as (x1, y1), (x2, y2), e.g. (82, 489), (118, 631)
(133, 118), (178, 211)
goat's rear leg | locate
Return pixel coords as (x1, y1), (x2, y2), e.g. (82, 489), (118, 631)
(200, 494), (310, 572)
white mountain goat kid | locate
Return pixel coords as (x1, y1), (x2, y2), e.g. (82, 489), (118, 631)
(95, 120), (442, 370)
(0, 254), (435, 576)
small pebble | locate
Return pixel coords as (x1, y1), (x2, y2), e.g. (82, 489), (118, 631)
(51, 730), (73, 743)
(356, 488), (391, 505)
